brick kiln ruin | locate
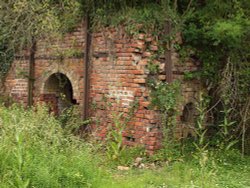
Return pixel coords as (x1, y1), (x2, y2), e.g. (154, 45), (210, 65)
(2, 22), (202, 154)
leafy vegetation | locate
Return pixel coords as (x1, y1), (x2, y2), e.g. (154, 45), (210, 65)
(0, 0), (249, 186)
(0, 105), (249, 187)
(0, 0), (81, 78)
(76, 0), (250, 154)
(182, 1), (250, 152)
(0, 104), (109, 187)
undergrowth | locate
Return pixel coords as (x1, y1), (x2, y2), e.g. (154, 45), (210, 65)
(0, 104), (109, 188)
(0, 104), (249, 188)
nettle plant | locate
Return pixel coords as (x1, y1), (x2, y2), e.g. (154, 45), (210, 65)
(105, 100), (140, 165)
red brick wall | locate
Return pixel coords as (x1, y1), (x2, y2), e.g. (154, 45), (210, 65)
(3, 23), (203, 153)
(33, 26), (85, 107)
(39, 94), (59, 115)
(4, 59), (29, 105)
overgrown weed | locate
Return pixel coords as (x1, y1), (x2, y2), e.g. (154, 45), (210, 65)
(0, 104), (249, 188)
(0, 104), (108, 187)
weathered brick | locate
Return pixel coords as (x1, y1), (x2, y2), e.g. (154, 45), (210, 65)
(134, 78), (146, 84)
(4, 22), (202, 154)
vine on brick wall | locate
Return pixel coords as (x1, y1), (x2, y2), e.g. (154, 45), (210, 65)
(0, 44), (13, 103)
(1, 0), (249, 152)
(86, 0), (250, 152)
(0, 44), (14, 80)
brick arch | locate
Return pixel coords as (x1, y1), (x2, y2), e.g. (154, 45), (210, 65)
(180, 102), (195, 123)
(40, 69), (80, 102)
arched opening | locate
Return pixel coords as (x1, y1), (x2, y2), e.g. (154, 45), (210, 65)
(181, 102), (195, 123)
(43, 73), (76, 114)
(180, 102), (196, 138)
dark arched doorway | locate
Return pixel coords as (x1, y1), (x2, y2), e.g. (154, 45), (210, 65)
(180, 102), (196, 138)
(43, 73), (76, 114)
(181, 102), (195, 123)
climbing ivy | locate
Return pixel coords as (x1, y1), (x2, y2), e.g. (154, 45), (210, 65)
(0, 42), (13, 79)
(148, 80), (180, 115)
(105, 1), (247, 148)
(77, 0), (249, 145)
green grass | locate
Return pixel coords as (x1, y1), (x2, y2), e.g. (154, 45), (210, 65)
(0, 104), (249, 188)
(0, 104), (110, 187)
(110, 157), (250, 188)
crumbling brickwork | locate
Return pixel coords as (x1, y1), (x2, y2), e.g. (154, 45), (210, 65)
(3, 23), (202, 154)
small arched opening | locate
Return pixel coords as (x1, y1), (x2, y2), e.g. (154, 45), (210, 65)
(180, 102), (196, 138)
(43, 73), (76, 114)
(181, 103), (195, 123)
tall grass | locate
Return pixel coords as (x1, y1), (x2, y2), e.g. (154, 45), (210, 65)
(0, 104), (249, 188)
(0, 104), (108, 188)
